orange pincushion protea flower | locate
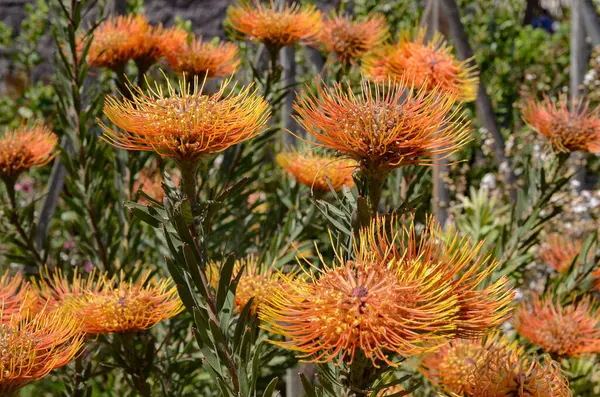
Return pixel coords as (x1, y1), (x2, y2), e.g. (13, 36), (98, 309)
(538, 234), (584, 273)
(101, 78), (269, 165)
(84, 14), (165, 71)
(276, 151), (356, 192)
(209, 256), (282, 315)
(523, 95), (600, 153)
(38, 268), (183, 334)
(0, 124), (57, 181)
(0, 271), (40, 323)
(470, 349), (570, 397)
(515, 294), (600, 357)
(319, 14), (388, 65)
(294, 79), (471, 175)
(226, 1), (322, 51)
(0, 305), (84, 394)
(363, 31), (478, 102)
(261, 216), (513, 366)
(162, 28), (239, 79)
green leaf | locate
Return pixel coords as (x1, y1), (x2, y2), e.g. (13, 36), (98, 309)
(261, 378), (279, 397)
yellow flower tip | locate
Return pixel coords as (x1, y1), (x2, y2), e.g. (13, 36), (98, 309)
(523, 95), (600, 154)
(0, 124), (58, 181)
(538, 233), (584, 273)
(516, 294), (600, 358)
(38, 267), (183, 334)
(319, 14), (389, 65)
(209, 256), (282, 315)
(82, 14), (166, 71)
(293, 78), (471, 173)
(470, 348), (570, 397)
(0, 305), (84, 393)
(275, 151), (356, 192)
(363, 30), (479, 102)
(226, 1), (323, 50)
(100, 76), (270, 163)
(261, 216), (513, 367)
(162, 29), (240, 79)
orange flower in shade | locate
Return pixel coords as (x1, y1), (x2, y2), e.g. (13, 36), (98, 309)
(261, 216), (513, 367)
(377, 384), (411, 396)
(0, 271), (41, 323)
(162, 29), (239, 79)
(276, 151), (356, 192)
(84, 14), (165, 71)
(0, 306), (84, 394)
(539, 234), (584, 273)
(319, 14), (388, 65)
(38, 268), (183, 334)
(470, 349), (570, 397)
(101, 77), (270, 166)
(209, 256), (282, 315)
(293, 78), (471, 175)
(363, 31), (478, 102)
(523, 95), (600, 153)
(226, 1), (322, 51)
(0, 124), (58, 181)
(515, 294), (600, 357)
(420, 334), (516, 396)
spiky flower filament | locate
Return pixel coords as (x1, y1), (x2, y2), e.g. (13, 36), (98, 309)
(276, 151), (356, 192)
(539, 234), (584, 273)
(420, 334), (514, 396)
(470, 348), (570, 397)
(516, 294), (600, 357)
(226, 1), (323, 51)
(363, 30), (478, 102)
(208, 256), (282, 315)
(0, 271), (40, 324)
(37, 268), (183, 334)
(0, 305), (84, 393)
(0, 124), (57, 181)
(293, 78), (471, 174)
(162, 28), (239, 79)
(83, 14), (165, 71)
(319, 14), (388, 65)
(364, 215), (514, 337)
(523, 95), (600, 153)
(101, 77), (270, 164)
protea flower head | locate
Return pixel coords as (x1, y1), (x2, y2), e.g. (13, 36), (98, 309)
(0, 305), (84, 394)
(293, 78), (471, 177)
(261, 215), (513, 367)
(0, 124), (57, 182)
(363, 30), (478, 102)
(0, 271), (40, 323)
(226, 1), (322, 53)
(84, 14), (165, 72)
(101, 77), (270, 168)
(209, 256), (282, 315)
(523, 95), (600, 153)
(37, 268), (183, 334)
(539, 234), (584, 273)
(276, 150), (356, 192)
(420, 334), (514, 396)
(470, 347), (570, 397)
(516, 294), (600, 357)
(162, 28), (239, 79)
(319, 14), (388, 65)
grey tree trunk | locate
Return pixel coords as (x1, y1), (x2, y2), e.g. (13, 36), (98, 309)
(281, 45), (299, 146)
(582, 0), (600, 46)
(441, 0), (518, 202)
(570, 0), (590, 189)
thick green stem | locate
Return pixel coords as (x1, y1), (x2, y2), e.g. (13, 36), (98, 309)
(363, 168), (389, 217)
(341, 351), (381, 397)
(179, 160), (200, 210)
